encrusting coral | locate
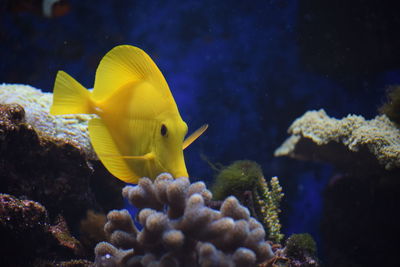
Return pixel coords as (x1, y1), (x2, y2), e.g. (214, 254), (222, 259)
(211, 160), (284, 243)
(276, 108), (400, 266)
(0, 83), (96, 159)
(274, 109), (400, 170)
(94, 173), (275, 266)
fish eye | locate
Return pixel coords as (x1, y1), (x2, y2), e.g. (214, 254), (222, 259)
(161, 124), (168, 137)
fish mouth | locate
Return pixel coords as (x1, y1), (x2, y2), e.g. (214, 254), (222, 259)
(154, 158), (173, 177)
(174, 170), (189, 178)
(155, 158), (188, 178)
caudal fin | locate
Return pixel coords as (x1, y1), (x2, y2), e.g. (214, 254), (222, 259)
(50, 71), (92, 115)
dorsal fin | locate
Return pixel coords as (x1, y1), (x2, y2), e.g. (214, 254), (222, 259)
(92, 45), (174, 103)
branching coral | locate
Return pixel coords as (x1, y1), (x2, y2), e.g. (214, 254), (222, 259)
(94, 173), (275, 266)
(254, 177), (284, 243)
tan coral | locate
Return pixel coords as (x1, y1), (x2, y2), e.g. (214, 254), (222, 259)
(275, 109), (400, 170)
(94, 173), (275, 266)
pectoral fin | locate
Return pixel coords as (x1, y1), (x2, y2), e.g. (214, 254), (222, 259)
(123, 153), (155, 160)
(183, 124), (208, 150)
(88, 118), (139, 183)
(98, 153), (155, 160)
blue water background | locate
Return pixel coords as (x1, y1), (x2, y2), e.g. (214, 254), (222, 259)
(1, 0), (399, 259)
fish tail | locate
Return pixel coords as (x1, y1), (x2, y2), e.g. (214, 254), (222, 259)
(50, 71), (94, 115)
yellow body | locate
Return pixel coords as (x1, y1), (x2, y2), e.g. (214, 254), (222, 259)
(50, 45), (207, 183)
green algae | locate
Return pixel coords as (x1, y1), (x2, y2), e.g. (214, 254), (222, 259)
(285, 233), (317, 259)
(210, 160), (284, 243)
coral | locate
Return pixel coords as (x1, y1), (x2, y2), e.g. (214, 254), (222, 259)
(255, 177), (284, 244)
(0, 83), (96, 159)
(274, 109), (400, 170)
(211, 160), (284, 243)
(0, 102), (125, 263)
(0, 102), (96, 230)
(379, 85), (400, 126)
(276, 109), (400, 266)
(0, 193), (90, 266)
(94, 173), (275, 266)
(0, 102), (125, 228)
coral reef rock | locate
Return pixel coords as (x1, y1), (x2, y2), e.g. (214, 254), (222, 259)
(0, 87), (126, 264)
(320, 171), (400, 267)
(379, 85), (400, 126)
(79, 210), (108, 250)
(0, 102), (97, 230)
(0, 95), (125, 259)
(94, 173), (275, 267)
(276, 109), (400, 266)
(0, 193), (89, 266)
(275, 109), (400, 171)
(0, 83), (95, 159)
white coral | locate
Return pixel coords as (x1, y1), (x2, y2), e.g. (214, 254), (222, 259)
(275, 109), (400, 170)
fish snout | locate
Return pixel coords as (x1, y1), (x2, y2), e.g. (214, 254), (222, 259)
(173, 169), (189, 178)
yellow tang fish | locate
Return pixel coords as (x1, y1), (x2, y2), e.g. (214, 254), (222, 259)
(50, 45), (207, 183)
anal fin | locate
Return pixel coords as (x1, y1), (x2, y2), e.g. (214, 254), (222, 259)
(88, 118), (138, 183)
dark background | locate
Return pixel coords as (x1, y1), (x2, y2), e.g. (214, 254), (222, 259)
(2, 0), (400, 263)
